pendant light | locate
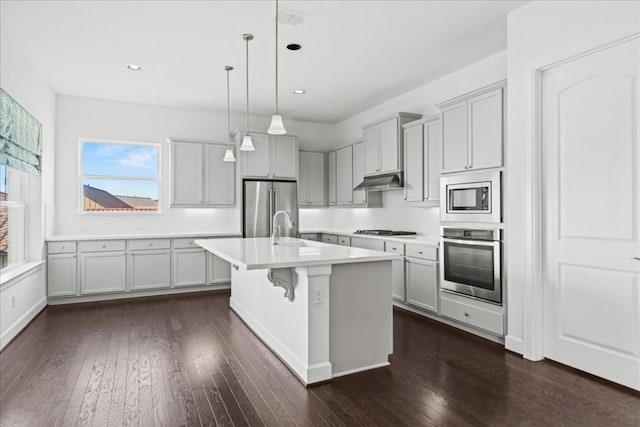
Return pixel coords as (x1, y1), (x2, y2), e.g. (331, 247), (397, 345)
(240, 34), (255, 151)
(223, 65), (236, 162)
(267, 0), (287, 135)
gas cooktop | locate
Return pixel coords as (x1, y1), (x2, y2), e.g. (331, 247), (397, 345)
(354, 229), (417, 236)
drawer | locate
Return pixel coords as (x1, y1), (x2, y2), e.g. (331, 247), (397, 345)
(48, 241), (76, 254)
(299, 233), (320, 242)
(173, 238), (201, 249)
(350, 237), (385, 251)
(405, 244), (438, 261)
(129, 239), (171, 251)
(440, 293), (504, 336)
(337, 236), (351, 246)
(384, 241), (405, 256)
(322, 234), (338, 244)
(79, 240), (126, 253)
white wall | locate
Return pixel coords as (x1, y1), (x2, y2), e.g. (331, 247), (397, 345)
(54, 96), (335, 237)
(298, 51), (507, 237)
(505, 0), (640, 356)
(0, 28), (55, 348)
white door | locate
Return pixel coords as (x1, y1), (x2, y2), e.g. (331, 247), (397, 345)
(80, 252), (127, 294)
(542, 37), (640, 391)
(129, 250), (171, 291)
(47, 254), (77, 297)
(328, 151), (337, 206)
(391, 258), (405, 301)
(272, 135), (298, 179)
(405, 258), (438, 313)
(173, 249), (207, 287)
(403, 124), (424, 202)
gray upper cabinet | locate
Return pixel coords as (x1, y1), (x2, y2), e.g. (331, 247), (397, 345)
(402, 116), (441, 205)
(298, 150), (326, 206)
(242, 133), (298, 180)
(171, 139), (235, 207)
(336, 146), (353, 206)
(328, 151), (337, 206)
(362, 112), (422, 176)
(437, 81), (505, 173)
(352, 142), (367, 206)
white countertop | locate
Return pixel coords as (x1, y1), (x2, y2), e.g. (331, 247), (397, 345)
(195, 237), (399, 270)
(46, 232), (241, 242)
(299, 229), (440, 246)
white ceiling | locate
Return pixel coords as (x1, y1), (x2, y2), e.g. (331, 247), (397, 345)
(1, 0), (526, 124)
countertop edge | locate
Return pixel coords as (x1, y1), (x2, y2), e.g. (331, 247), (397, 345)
(299, 230), (440, 246)
(46, 232), (242, 242)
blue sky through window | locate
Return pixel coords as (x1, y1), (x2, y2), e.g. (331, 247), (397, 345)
(82, 142), (159, 200)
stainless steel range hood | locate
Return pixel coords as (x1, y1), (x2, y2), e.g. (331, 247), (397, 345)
(353, 172), (403, 191)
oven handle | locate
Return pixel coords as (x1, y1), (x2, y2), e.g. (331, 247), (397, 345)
(442, 238), (499, 247)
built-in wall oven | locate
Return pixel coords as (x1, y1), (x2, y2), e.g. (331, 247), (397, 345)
(440, 170), (501, 223)
(441, 227), (502, 304)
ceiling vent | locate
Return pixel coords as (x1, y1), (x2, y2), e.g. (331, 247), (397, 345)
(273, 7), (308, 26)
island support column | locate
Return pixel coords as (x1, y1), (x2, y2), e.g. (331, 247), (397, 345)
(295, 264), (332, 384)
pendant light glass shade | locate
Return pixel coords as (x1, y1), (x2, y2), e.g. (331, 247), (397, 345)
(240, 134), (255, 151)
(223, 147), (236, 162)
(267, 0), (287, 135)
(240, 34), (255, 151)
(223, 65), (236, 162)
(268, 114), (287, 134)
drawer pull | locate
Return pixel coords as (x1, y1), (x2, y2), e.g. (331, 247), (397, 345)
(149, 243), (154, 247)
(102, 244), (107, 248)
(418, 251), (423, 254)
(61, 246), (65, 249)
(464, 312), (470, 317)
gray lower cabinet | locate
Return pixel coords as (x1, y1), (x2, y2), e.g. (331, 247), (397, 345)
(391, 258), (406, 301)
(322, 234), (338, 244)
(129, 251), (171, 291)
(80, 251), (127, 294)
(173, 248), (207, 287)
(208, 253), (231, 284)
(47, 253), (77, 297)
(405, 258), (438, 313)
(299, 233), (321, 241)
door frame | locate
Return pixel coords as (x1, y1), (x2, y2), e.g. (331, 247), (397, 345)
(520, 30), (640, 361)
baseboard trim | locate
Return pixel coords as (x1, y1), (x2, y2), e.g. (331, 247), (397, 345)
(47, 283), (230, 305)
(0, 297), (47, 351)
(505, 335), (524, 355)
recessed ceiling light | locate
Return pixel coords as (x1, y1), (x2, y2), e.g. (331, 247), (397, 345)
(287, 43), (302, 51)
(293, 89), (306, 94)
(126, 64), (142, 71)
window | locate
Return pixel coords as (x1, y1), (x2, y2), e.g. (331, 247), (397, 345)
(0, 164), (27, 271)
(80, 140), (160, 212)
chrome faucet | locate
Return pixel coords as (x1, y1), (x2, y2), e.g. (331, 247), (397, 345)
(272, 210), (295, 245)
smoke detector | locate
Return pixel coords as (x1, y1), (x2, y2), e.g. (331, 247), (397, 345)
(273, 7), (309, 26)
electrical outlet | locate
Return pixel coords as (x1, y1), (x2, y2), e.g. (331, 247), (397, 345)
(313, 288), (322, 304)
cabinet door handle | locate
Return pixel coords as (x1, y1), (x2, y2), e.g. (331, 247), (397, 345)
(464, 312), (470, 317)
(418, 251), (423, 254)
(102, 244), (107, 248)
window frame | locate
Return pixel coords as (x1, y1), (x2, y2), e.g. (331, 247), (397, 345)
(78, 138), (162, 215)
(0, 165), (28, 273)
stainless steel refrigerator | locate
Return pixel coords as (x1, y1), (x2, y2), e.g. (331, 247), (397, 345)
(243, 180), (298, 238)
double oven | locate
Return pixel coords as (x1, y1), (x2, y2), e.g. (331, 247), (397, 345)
(440, 170), (503, 305)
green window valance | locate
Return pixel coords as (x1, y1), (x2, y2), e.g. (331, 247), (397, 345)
(0, 87), (42, 175)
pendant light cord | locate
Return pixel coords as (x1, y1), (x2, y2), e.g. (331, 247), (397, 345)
(246, 37), (250, 134)
(275, 0), (279, 115)
(226, 66), (232, 147)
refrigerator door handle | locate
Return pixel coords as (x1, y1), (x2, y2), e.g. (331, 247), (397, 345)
(273, 189), (278, 214)
(268, 188), (273, 235)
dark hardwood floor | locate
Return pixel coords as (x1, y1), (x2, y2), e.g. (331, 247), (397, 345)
(1, 291), (638, 427)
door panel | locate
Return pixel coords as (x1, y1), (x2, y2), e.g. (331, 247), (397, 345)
(328, 151), (337, 205)
(273, 181), (298, 237)
(244, 181), (271, 238)
(468, 88), (503, 170)
(243, 134), (270, 177)
(205, 145), (235, 205)
(352, 142), (367, 205)
(441, 103), (468, 173)
(173, 141), (203, 204)
(336, 146), (353, 205)
(298, 151), (308, 203)
(363, 126), (379, 174)
(307, 152), (326, 205)
(404, 125), (424, 202)
(425, 120), (441, 200)
(542, 37), (640, 391)
(272, 135), (297, 179)
(379, 118), (399, 172)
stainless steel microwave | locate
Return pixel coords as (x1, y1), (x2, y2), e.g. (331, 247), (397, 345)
(440, 171), (501, 223)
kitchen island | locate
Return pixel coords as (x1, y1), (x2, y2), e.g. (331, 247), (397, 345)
(195, 237), (397, 385)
